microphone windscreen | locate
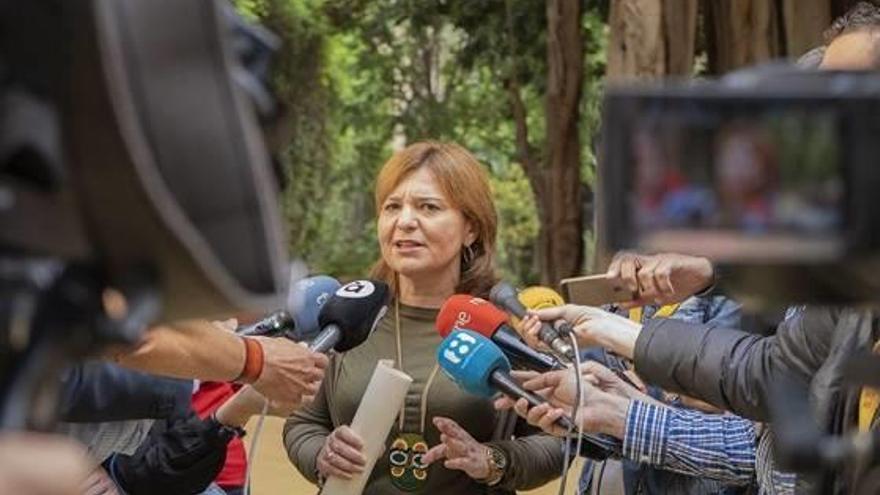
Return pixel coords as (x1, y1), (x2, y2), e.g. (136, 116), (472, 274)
(287, 275), (341, 340)
(436, 295), (508, 338)
(519, 286), (565, 310)
(489, 282), (526, 317)
(437, 329), (510, 398)
(317, 279), (390, 352)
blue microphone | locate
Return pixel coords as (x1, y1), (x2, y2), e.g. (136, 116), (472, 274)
(437, 329), (612, 460)
(287, 275), (341, 340)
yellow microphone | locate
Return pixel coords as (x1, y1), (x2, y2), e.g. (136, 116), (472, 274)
(518, 286), (572, 337)
(518, 286), (565, 310)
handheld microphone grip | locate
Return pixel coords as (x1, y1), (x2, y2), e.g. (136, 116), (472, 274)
(493, 327), (566, 372)
(489, 370), (575, 431)
(490, 282), (574, 360)
(308, 324), (341, 353)
(437, 330), (611, 460)
(236, 310), (294, 338)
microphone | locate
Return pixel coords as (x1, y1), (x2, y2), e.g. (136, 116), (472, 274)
(309, 279), (390, 353)
(518, 286), (574, 337)
(437, 329), (611, 460)
(287, 275), (341, 341)
(235, 310), (294, 337)
(235, 275), (340, 339)
(490, 282), (575, 360)
(436, 295), (565, 372)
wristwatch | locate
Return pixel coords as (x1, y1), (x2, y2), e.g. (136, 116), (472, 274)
(480, 445), (507, 487)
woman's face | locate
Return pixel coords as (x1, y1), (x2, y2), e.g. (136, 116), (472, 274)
(377, 167), (475, 281)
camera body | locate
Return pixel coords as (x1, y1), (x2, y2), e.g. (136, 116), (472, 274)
(601, 69), (880, 306)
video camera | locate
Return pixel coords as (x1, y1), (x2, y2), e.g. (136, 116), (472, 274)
(0, 0), (288, 427)
(600, 67), (880, 490)
(601, 68), (880, 307)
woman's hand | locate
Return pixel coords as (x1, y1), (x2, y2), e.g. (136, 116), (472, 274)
(522, 305), (642, 359)
(317, 426), (366, 480)
(423, 417), (491, 480)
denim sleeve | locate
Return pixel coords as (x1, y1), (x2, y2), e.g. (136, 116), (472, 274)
(672, 295), (742, 328)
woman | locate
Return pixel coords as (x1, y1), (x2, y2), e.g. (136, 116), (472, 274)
(284, 142), (563, 494)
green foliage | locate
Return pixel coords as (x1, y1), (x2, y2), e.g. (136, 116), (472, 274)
(234, 0), (607, 284)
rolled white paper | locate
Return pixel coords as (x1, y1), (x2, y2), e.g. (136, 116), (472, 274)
(321, 359), (412, 495)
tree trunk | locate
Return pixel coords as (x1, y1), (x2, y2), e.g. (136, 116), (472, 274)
(607, 0), (666, 80)
(606, 0), (698, 81)
(664, 0), (699, 74)
(542, 0), (584, 284)
(706, 0), (783, 74)
(782, 0), (831, 58)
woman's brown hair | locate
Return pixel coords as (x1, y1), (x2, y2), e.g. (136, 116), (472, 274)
(370, 141), (498, 298)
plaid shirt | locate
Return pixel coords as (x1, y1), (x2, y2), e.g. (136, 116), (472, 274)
(622, 400), (756, 486)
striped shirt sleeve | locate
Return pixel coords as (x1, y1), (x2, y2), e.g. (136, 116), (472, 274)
(622, 400), (756, 485)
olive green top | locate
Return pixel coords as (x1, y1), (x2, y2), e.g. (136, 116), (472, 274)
(283, 302), (564, 494)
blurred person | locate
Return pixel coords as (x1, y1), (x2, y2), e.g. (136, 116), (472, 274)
(0, 432), (91, 495)
(633, 129), (714, 230)
(55, 362), (193, 466)
(284, 142), (564, 494)
(104, 384), (295, 495)
(713, 124), (779, 233)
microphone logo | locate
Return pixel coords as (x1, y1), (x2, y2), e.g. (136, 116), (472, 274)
(336, 280), (375, 298)
(455, 311), (472, 328)
(440, 331), (478, 365)
(316, 293), (330, 306)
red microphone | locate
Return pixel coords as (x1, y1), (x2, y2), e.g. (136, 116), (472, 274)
(436, 295), (564, 372)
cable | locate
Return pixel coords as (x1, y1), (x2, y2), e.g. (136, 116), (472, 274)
(595, 457), (607, 495)
(243, 397), (270, 495)
(556, 332), (584, 495)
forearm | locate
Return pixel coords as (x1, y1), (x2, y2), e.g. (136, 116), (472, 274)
(633, 318), (782, 421)
(111, 320), (245, 382)
(488, 433), (565, 491)
(591, 323), (641, 360)
(622, 400), (756, 485)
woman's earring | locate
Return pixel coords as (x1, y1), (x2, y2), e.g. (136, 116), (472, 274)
(462, 244), (475, 267)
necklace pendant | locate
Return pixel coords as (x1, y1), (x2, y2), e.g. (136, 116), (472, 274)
(389, 432), (429, 492)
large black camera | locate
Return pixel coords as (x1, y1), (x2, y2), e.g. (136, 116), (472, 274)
(601, 69), (880, 307)
(0, 0), (288, 427)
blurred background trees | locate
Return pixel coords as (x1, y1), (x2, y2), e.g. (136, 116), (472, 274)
(235, 0), (850, 286)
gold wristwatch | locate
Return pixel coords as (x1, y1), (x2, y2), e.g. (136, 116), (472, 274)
(480, 445), (507, 486)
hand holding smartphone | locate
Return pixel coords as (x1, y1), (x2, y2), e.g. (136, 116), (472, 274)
(559, 274), (635, 306)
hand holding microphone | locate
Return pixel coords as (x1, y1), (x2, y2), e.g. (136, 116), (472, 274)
(494, 364), (631, 440)
(436, 329), (612, 459)
(247, 278), (389, 407)
(235, 275), (341, 339)
(521, 305), (642, 360)
(490, 282), (574, 361)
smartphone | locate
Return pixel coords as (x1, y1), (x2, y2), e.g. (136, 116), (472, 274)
(559, 274), (634, 306)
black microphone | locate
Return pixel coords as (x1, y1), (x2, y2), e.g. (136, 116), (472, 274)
(309, 279), (390, 353)
(490, 282), (575, 360)
(235, 310), (294, 338)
